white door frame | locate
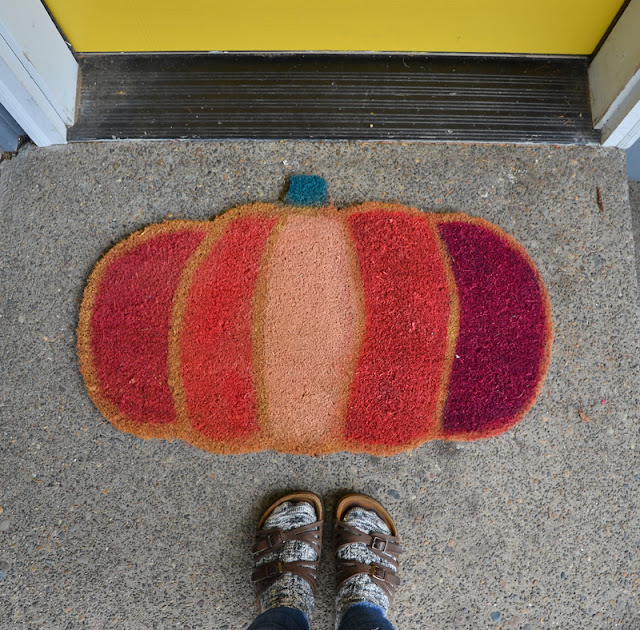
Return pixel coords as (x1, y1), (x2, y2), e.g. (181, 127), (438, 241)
(0, 0), (639, 147)
(0, 0), (78, 146)
(589, 0), (640, 148)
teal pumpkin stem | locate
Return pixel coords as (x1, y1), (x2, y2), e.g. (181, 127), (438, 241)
(284, 175), (329, 207)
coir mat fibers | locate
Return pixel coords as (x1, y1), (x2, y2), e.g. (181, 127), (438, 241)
(77, 176), (553, 456)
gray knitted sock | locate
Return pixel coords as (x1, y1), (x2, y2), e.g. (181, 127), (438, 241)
(335, 507), (394, 624)
(256, 501), (317, 620)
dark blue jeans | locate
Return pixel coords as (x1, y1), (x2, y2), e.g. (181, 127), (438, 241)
(247, 602), (396, 630)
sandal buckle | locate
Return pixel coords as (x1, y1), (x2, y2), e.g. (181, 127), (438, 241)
(265, 561), (283, 578)
(370, 564), (386, 580)
(371, 536), (388, 552)
(267, 532), (284, 548)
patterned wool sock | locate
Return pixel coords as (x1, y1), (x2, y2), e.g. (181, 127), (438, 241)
(335, 507), (394, 624)
(256, 501), (317, 620)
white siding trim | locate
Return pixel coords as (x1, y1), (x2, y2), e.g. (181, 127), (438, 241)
(589, 0), (640, 147)
(0, 0), (78, 146)
(601, 75), (640, 148)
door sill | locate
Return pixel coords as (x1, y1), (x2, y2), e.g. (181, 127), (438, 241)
(70, 53), (599, 145)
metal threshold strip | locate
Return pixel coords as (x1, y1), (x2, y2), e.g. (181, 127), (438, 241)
(70, 53), (599, 144)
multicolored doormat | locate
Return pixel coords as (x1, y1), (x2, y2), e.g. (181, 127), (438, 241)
(78, 176), (553, 456)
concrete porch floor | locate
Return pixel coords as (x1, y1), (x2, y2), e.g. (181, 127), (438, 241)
(1, 142), (639, 629)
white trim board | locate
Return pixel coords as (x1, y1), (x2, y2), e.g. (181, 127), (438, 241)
(0, 0), (78, 146)
(601, 76), (640, 148)
(589, 0), (640, 148)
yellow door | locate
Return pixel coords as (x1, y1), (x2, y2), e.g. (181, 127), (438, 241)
(45, 0), (624, 55)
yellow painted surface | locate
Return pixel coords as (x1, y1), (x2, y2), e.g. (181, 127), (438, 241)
(45, 0), (625, 54)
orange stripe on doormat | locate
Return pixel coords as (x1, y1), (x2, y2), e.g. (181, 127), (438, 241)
(179, 215), (277, 446)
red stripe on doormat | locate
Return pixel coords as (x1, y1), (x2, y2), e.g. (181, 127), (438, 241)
(438, 220), (550, 436)
(180, 216), (277, 441)
(344, 211), (450, 447)
(91, 230), (205, 425)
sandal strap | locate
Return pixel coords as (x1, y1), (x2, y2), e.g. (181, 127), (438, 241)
(253, 520), (323, 562)
(336, 560), (401, 602)
(252, 520), (323, 599)
(334, 520), (403, 604)
(252, 560), (320, 595)
(335, 521), (403, 561)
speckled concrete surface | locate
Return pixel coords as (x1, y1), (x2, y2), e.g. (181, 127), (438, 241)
(1, 142), (639, 630)
(629, 181), (640, 301)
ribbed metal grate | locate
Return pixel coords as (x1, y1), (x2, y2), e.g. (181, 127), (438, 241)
(70, 54), (599, 144)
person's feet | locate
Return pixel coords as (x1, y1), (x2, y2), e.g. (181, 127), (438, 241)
(252, 492), (323, 620)
(251, 491), (401, 625)
(334, 495), (402, 624)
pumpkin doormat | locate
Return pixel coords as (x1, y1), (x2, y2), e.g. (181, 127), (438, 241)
(78, 175), (553, 456)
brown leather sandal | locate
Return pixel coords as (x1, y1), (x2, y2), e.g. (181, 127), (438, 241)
(251, 491), (324, 612)
(334, 494), (403, 606)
